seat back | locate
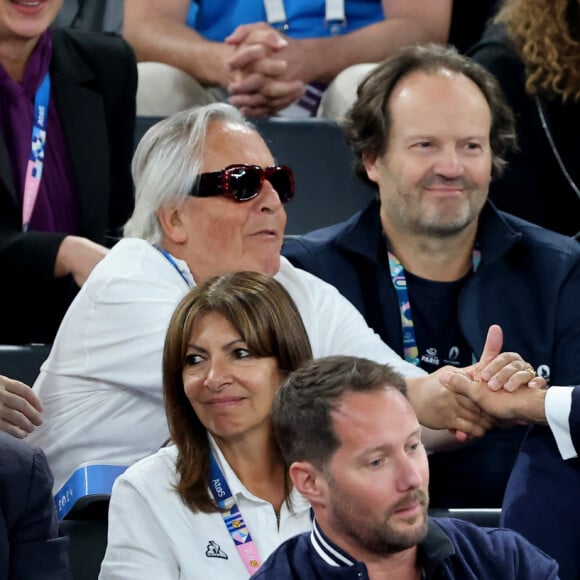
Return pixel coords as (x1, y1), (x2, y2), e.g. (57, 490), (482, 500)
(0, 344), (51, 385)
(429, 508), (502, 528)
(59, 518), (109, 580)
(53, 0), (123, 33)
(56, 464), (127, 521)
(254, 117), (374, 234)
(133, 115), (163, 150)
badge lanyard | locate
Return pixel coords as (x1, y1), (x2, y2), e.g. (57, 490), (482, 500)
(209, 452), (263, 575)
(388, 249), (481, 365)
(22, 71), (51, 232)
(156, 246), (193, 288)
(261, 0), (346, 116)
(262, 0), (346, 33)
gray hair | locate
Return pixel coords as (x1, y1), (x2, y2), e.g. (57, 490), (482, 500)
(124, 103), (249, 244)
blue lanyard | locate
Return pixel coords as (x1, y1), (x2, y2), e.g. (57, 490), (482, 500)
(22, 71), (51, 232)
(209, 452), (263, 574)
(388, 249), (481, 365)
(156, 246), (193, 288)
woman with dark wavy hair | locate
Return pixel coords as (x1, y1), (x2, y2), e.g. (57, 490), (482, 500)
(470, 0), (580, 237)
(100, 271), (313, 579)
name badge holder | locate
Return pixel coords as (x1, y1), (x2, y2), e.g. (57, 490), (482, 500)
(263, 0), (346, 34)
(388, 249), (481, 365)
(209, 452), (263, 574)
(156, 246), (194, 288)
(22, 71), (51, 232)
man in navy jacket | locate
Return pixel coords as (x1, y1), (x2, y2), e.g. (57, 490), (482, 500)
(254, 356), (558, 580)
(503, 393), (580, 580)
(442, 373), (580, 580)
(283, 44), (580, 509)
(0, 429), (70, 579)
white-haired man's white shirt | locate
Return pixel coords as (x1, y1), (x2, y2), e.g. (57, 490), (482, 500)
(28, 238), (423, 491)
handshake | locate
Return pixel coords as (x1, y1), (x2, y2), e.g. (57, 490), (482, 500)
(407, 325), (549, 446)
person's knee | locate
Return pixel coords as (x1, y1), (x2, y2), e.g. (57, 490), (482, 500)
(136, 62), (220, 116)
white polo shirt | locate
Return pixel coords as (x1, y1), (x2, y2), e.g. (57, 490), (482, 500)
(99, 442), (312, 579)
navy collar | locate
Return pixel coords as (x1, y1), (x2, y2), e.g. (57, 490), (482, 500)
(332, 198), (523, 270)
(309, 517), (455, 577)
(419, 519), (456, 578)
(310, 518), (357, 568)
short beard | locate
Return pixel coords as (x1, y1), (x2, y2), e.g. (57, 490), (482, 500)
(405, 202), (476, 239)
(328, 484), (429, 555)
(402, 175), (483, 239)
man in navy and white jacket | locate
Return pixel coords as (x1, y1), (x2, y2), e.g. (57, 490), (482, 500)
(254, 356), (558, 579)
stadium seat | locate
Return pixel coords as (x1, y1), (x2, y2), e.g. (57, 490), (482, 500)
(0, 343), (50, 385)
(59, 518), (109, 580)
(254, 117), (374, 234)
(429, 508), (502, 528)
(53, 0), (123, 33)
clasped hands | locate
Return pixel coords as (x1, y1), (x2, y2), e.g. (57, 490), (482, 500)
(0, 324), (545, 443)
(411, 325), (546, 443)
(223, 22), (314, 117)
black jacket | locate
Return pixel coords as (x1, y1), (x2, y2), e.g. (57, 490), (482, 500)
(469, 24), (580, 237)
(0, 28), (136, 344)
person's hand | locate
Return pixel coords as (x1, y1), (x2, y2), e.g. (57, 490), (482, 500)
(410, 324), (528, 440)
(54, 236), (108, 287)
(226, 22), (288, 71)
(465, 325), (547, 392)
(408, 365), (496, 442)
(225, 23), (305, 116)
(228, 76), (305, 117)
(0, 375), (43, 438)
(226, 23), (326, 87)
(440, 371), (548, 426)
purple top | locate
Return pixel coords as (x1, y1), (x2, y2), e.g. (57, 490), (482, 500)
(0, 29), (78, 234)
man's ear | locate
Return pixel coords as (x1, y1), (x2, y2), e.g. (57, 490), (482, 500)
(156, 205), (187, 244)
(289, 461), (329, 508)
(362, 151), (380, 185)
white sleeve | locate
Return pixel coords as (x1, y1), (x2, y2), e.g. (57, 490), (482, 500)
(282, 263), (426, 378)
(99, 474), (178, 580)
(82, 274), (186, 396)
(42, 261), (188, 401)
(545, 386), (577, 460)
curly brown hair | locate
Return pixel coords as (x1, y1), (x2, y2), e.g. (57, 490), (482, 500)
(495, 0), (580, 101)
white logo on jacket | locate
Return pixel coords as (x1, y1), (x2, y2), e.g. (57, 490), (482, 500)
(206, 540), (228, 560)
(421, 347), (440, 366)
